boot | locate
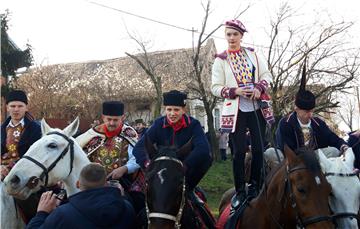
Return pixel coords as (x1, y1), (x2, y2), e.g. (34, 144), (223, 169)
(231, 154), (247, 213)
(247, 180), (259, 200)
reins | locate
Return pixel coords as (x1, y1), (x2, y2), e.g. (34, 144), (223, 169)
(22, 131), (75, 188)
(145, 156), (186, 229)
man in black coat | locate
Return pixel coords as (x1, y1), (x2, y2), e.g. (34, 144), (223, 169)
(133, 90), (212, 191)
(1, 90), (42, 223)
(265, 62), (349, 168)
(348, 130), (360, 169)
(26, 163), (135, 229)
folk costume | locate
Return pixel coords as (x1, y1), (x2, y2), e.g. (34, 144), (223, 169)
(76, 101), (145, 217)
(134, 90), (212, 191)
(211, 20), (273, 207)
(1, 90), (41, 168)
(133, 90), (216, 228)
(348, 131), (360, 169)
(1, 90), (42, 223)
(265, 59), (348, 169)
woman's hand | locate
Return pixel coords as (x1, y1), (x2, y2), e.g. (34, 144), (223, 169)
(235, 87), (253, 98)
(250, 88), (261, 100)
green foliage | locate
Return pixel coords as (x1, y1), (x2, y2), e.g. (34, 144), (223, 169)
(199, 159), (233, 216)
(1, 10), (33, 96)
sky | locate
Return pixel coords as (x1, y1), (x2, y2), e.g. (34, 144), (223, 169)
(2, 0), (360, 65)
(1, 0), (360, 131)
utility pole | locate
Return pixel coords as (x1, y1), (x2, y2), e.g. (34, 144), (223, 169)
(0, 13), (4, 122)
(0, 13), (3, 76)
(356, 86), (360, 129)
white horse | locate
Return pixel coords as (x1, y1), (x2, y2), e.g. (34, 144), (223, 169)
(318, 148), (360, 229)
(0, 181), (25, 229)
(2, 118), (90, 228)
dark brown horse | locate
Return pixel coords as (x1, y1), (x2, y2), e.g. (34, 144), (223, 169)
(144, 138), (215, 229)
(217, 146), (334, 229)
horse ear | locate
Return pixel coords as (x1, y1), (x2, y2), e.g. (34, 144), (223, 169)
(41, 118), (52, 135)
(145, 135), (157, 160)
(176, 138), (193, 160)
(317, 149), (331, 172)
(63, 117), (80, 137)
(283, 145), (296, 165)
(344, 147), (355, 169)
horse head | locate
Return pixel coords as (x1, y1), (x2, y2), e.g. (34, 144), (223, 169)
(265, 145), (334, 228)
(144, 136), (192, 229)
(318, 148), (360, 228)
(4, 118), (90, 200)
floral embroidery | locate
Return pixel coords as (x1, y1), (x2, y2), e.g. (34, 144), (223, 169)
(13, 130), (21, 138)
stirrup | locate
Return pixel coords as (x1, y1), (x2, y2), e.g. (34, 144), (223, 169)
(230, 193), (246, 215)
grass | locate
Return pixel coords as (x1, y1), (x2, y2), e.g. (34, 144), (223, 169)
(199, 159), (234, 216)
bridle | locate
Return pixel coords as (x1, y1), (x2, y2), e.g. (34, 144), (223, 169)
(285, 165), (333, 228)
(22, 131), (75, 187)
(145, 156), (186, 229)
(325, 171), (360, 223)
(265, 164), (333, 228)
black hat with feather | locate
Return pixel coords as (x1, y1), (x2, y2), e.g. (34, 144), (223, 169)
(295, 58), (316, 110)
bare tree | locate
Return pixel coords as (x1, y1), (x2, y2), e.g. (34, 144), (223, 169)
(184, 0), (249, 160)
(15, 65), (77, 118)
(266, 3), (360, 124)
(338, 98), (356, 132)
(125, 34), (165, 119)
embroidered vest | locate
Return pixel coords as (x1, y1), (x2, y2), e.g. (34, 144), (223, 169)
(85, 136), (130, 174)
(2, 125), (24, 169)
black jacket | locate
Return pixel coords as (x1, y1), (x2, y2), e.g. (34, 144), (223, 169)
(1, 115), (42, 158)
(26, 187), (135, 229)
(276, 112), (346, 152)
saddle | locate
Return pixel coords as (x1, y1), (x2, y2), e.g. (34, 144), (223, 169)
(187, 188), (217, 229)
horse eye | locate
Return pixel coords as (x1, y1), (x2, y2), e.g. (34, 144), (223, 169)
(48, 143), (57, 149)
(296, 186), (306, 194)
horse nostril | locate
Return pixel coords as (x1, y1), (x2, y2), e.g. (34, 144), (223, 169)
(10, 175), (20, 185)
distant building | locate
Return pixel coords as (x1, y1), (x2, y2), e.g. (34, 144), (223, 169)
(16, 39), (223, 130)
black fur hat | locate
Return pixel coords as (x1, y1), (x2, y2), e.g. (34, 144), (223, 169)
(6, 90), (28, 104)
(295, 58), (316, 110)
(163, 90), (187, 107)
(102, 101), (124, 116)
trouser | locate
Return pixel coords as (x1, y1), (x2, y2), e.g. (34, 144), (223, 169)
(230, 110), (266, 193)
(220, 149), (227, 160)
(264, 147), (341, 170)
(186, 156), (213, 191)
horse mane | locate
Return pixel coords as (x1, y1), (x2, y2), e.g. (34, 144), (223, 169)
(145, 145), (179, 179)
(295, 147), (321, 174)
(155, 145), (178, 159)
(265, 147), (321, 185)
(328, 157), (353, 173)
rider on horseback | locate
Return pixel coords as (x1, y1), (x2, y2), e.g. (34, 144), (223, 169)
(348, 130), (360, 170)
(1, 90), (42, 223)
(264, 60), (350, 168)
(76, 101), (145, 220)
(211, 19), (273, 212)
(133, 90), (214, 227)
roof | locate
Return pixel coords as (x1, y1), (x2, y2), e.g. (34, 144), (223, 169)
(19, 39), (217, 103)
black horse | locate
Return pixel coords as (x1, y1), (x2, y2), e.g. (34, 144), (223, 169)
(144, 137), (216, 229)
